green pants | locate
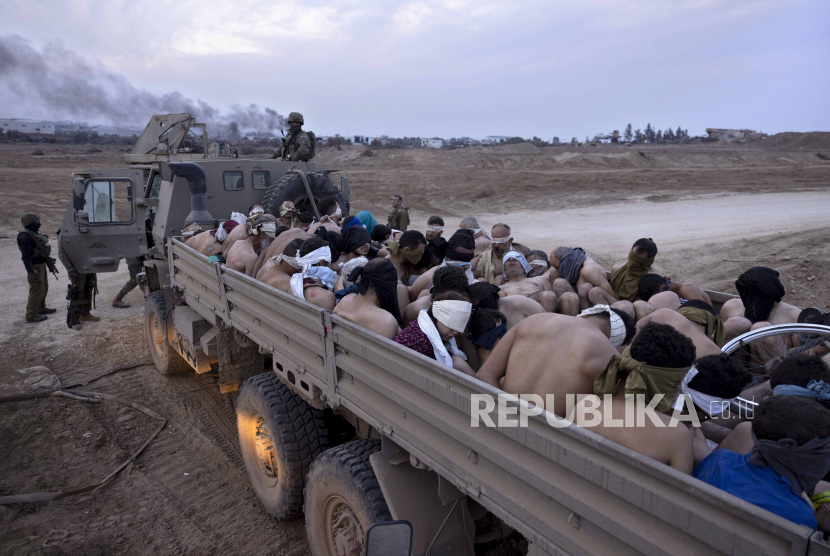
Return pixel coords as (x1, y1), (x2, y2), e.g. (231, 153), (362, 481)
(117, 257), (143, 300)
(26, 264), (48, 320)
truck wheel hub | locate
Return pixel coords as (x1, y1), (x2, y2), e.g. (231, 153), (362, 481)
(150, 314), (165, 356)
(251, 412), (279, 486)
(324, 495), (363, 556)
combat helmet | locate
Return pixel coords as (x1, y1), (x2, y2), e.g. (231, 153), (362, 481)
(287, 112), (304, 125)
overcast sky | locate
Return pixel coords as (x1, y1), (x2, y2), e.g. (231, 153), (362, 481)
(1, 0), (827, 139)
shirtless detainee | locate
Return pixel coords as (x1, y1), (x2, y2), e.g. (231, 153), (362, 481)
(609, 238), (662, 320)
(251, 227), (313, 278)
(571, 323), (698, 473)
(476, 311), (637, 416)
(308, 197), (343, 234)
(636, 273), (713, 312)
(458, 217), (491, 257)
(404, 265), (470, 325)
(496, 251), (574, 315)
(334, 226), (371, 271)
(550, 246), (619, 310)
(224, 221), (278, 276)
(468, 282), (544, 331)
(525, 250), (551, 277)
(409, 229), (477, 301)
(719, 266), (802, 356)
(260, 236), (336, 310)
(633, 308), (723, 359)
(334, 258), (403, 340)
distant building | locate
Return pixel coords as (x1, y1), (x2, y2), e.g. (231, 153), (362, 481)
(421, 138), (444, 148)
(485, 135), (511, 143)
(97, 126), (143, 138)
(0, 119), (55, 134)
(354, 135), (375, 144)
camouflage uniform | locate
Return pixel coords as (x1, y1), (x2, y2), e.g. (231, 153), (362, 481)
(387, 206), (410, 232)
(58, 240), (97, 328)
(114, 257), (144, 306)
(278, 112), (312, 162)
(17, 213), (57, 321)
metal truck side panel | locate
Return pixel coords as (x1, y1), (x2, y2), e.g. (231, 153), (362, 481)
(328, 314), (811, 556)
(168, 239), (813, 556)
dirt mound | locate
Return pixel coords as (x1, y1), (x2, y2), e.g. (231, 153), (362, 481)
(763, 132), (830, 151)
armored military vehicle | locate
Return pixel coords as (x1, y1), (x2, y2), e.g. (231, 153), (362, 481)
(60, 113), (349, 277)
(60, 115), (830, 556)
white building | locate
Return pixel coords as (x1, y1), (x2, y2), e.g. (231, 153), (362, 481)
(485, 135), (512, 143)
(97, 126), (143, 138)
(421, 138), (444, 148)
(0, 119), (55, 134)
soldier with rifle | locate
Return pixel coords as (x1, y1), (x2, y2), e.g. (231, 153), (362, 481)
(274, 112), (314, 162)
(58, 239), (99, 330)
(17, 213), (58, 323)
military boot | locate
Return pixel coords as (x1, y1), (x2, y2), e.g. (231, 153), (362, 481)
(112, 297), (130, 308)
(80, 312), (100, 322)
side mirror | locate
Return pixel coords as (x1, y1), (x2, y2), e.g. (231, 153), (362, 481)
(364, 520), (412, 556)
(78, 211), (90, 227)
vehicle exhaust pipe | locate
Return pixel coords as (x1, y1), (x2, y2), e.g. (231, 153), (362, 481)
(168, 162), (214, 228)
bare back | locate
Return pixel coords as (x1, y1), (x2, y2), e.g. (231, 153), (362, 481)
(252, 229), (312, 278)
(498, 295), (545, 330)
(635, 308), (722, 358)
(225, 237), (259, 276)
(334, 294), (400, 339)
(501, 314), (617, 416)
(221, 225), (249, 255)
(575, 395), (694, 474)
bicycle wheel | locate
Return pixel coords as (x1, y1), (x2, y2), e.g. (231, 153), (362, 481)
(721, 323), (830, 376)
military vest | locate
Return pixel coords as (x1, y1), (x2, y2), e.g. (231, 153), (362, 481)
(19, 229), (51, 259)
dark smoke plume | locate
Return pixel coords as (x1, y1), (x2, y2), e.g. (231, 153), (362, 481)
(0, 35), (286, 138)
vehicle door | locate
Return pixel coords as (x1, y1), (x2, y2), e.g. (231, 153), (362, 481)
(60, 169), (148, 274)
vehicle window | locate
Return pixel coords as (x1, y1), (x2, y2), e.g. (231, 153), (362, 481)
(148, 173), (162, 198)
(83, 180), (133, 223)
(224, 171), (244, 191)
(252, 170), (270, 190)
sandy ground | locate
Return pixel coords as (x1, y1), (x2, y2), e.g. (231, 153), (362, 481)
(1, 137), (829, 556)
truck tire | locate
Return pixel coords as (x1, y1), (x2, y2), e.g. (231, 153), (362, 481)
(304, 439), (392, 556)
(144, 290), (190, 376)
(237, 373), (329, 520)
(261, 172), (346, 218)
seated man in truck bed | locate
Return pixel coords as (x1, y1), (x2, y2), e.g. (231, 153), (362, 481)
(403, 265), (470, 326)
(386, 230), (427, 286)
(467, 282), (545, 331)
(632, 308), (723, 359)
(409, 229), (477, 301)
(550, 246), (619, 310)
(258, 237), (336, 310)
(308, 197), (343, 234)
(572, 322), (697, 473)
(719, 266), (802, 347)
(252, 227), (313, 279)
(695, 395), (830, 530)
(495, 250), (568, 315)
(334, 258), (403, 340)
(394, 291), (475, 376)
(186, 212), (247, 257)
(224, 220), (279, 276)
(475, 308), (637, 417)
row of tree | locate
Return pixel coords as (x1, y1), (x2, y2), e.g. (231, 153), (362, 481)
(622, 124), (688, 143)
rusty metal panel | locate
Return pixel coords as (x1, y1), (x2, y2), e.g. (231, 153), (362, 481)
(328, 313), (811, 556)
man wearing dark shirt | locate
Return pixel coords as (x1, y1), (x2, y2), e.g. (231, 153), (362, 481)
(17, 213), (57, 323)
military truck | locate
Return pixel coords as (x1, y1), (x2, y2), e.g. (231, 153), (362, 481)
(60, 116), (830, 556)
(60, 113), (349, 277)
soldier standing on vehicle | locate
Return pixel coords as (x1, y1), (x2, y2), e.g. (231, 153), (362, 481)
(276, 112), (313, 162)
(18, 213), (57, 323)
(58, 240), (99, 329)
(387, 195), (409, 233)
(112, 257), (144, 308)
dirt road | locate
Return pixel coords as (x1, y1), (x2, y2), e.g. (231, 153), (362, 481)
(1, 138), (829, 556)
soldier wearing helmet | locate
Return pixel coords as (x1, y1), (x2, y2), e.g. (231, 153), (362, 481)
(277, 112), (313, 162)
(17, 212), (58, 323)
